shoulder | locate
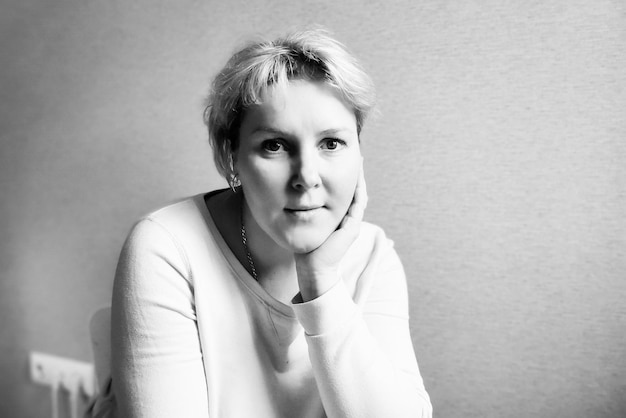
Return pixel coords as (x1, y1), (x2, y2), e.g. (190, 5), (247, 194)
(119, 194), (210, 268)
(347, 221), (409, 311)
(143, 194), (206, 229)
(343, 220), (402, 283)
(357, 220), (391, 242)
(352, 220), (397, 260)
(114, 195), (212, 293)
(125, 193), (209, 245)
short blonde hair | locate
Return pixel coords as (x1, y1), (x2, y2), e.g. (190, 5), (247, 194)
(203, 28), (376, 186)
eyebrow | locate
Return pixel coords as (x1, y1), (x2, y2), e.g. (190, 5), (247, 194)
(319, 128), (353, 136)
(250, 127), (354, 136)
(250, 127), (288, 136)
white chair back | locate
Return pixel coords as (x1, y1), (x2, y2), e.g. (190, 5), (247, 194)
(89, 307), (111, 390)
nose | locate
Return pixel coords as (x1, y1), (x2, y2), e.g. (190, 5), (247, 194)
(291, 149), (321, 191)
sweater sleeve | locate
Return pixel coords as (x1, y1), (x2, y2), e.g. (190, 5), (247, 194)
(291, 240), (433, 418)
(110, 218), (209, 418)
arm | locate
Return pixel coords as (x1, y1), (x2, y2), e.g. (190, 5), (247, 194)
(111, 218), (209, 418)
(292, 244), (432, 418)
(293, 166), (432, 417)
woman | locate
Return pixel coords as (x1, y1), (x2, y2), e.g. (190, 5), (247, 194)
(103, 28), (432, 417)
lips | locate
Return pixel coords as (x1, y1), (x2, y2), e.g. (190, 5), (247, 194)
(284, 206), (324, 219)
(285, 206), (323, 212)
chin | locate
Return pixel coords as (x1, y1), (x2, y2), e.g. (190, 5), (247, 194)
(273, 215), (343, 253)
(288, 239), (325, 254)
(291, 244), (321, 254)
(282, 232), (329, 254)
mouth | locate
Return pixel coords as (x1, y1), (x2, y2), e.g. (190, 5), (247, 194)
(284, 206), (324, 218)
(285, 206), (323, 212)
(285, 205), (324, 212)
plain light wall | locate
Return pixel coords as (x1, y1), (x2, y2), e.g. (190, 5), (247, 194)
(1, 1), (624, 417)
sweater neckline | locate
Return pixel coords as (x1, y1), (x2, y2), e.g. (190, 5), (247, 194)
(194, 191), (297, 319)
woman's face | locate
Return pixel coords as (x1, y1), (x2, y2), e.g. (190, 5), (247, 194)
(235, 79), (361, 254)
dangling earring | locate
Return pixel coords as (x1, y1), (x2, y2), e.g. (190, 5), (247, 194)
(229, 173), (239, 192)
(227, 152), (240, 192)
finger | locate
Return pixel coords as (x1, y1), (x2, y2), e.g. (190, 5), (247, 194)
(348, 163), (367, 221)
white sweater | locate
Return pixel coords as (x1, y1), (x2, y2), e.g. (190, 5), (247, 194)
(104, 193), (432, 417)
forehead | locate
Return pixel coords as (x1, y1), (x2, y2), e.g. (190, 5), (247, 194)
(241, 80), (357, 133)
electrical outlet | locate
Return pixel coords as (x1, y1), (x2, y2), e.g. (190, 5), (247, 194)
(30, 351), (96, 397)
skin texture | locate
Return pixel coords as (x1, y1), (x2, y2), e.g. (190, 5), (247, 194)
(234, 80), (367, 301)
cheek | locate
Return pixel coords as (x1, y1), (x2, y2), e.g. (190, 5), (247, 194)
(238, 159), (290, 221)
(239, 158), (283, 189)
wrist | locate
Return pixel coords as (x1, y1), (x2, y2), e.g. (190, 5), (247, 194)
(296, 267), (340, 302)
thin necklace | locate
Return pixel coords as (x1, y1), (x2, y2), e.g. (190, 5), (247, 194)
(240, 198), (258, 281)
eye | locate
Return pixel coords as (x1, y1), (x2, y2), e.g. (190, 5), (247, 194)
(261, 140), (284, 153)
(321, 138), (346, 151)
